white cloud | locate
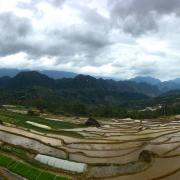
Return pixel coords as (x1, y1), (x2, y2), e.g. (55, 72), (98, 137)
(0, 0), (180, 80)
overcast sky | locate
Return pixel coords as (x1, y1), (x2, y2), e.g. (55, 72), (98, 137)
(0, 0), (180, 80)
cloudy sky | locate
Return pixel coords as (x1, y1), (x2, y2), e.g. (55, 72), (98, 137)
(0, 0), (180, 80)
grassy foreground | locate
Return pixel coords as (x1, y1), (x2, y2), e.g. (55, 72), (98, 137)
(0, 154), (69, 180)
(0, 110), (83, 138)
(0, 110), (81, 129)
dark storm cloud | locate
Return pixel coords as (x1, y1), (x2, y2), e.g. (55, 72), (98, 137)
(61, 27), (111, 49)
(0, 12), (32, 56)
(135, 66), (157, 77)
(0, 12), (31, 37)
(48, 26), (111, 66)
(110, 0), (180, 35)
(24, 24), (111, 60)
(0, 0), (111, 62)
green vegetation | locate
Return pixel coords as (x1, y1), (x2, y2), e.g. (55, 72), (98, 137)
(0, 110), (83, 138)
(0, 110), (81, 129)
(1, 71), (180, 118)
(0, 71), (158, 118)
(0, 143), (71, 177)
(0, 154), (69, 180)
(0, 143), (29, 159)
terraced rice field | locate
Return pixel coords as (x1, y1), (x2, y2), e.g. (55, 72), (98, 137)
(0, 155), (68, 180)
(1, 110), (180, 179)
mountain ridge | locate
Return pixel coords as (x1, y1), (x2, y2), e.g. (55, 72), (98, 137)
(2, 69), (180, 93)
(0, 71), (180, 118)
(0, 71), (159, 96)
(129, 76), (161, 85)
(0, 68), (77, 79)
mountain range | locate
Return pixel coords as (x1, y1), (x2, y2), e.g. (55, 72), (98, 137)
(129, 76), (161, 85)
(129, 76), (180, 92)
(0, 71), (159, 96)
(0, 71), (160, 116)
(0, 68), (77, 79)
(0, 70), (180, 117)
(1, 69), (180, 93)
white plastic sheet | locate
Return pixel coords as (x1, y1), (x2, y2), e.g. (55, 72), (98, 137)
(26, 121), (51, 129)
(35, 154), (87, 173)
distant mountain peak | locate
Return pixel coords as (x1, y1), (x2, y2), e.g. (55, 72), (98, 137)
(129, 76), (161, 85)
(170, 78), (180, 84)
(15, 70), (42, 76)
(0, 68), (77, 79)
(12, 71), (54, 88)
(14, 71), (51, 80)
(75, 74), (96, 80)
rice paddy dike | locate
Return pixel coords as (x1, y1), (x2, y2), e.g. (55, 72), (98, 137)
(1, 108), (180, 179)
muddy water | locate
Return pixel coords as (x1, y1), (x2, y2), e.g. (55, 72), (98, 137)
(66, 141), (143, 150)
(69, 149), (142, 164)
(87, 162), (149, 178)
(0, 131), (67, 159)
(144, 142), (180, 155)
(0, 125), (119, 144)
(162, 170), (180, 180)
(105, 130), (180, 141)
(1, 118), (180, 179)
(106, 156), (180, 180)
(64, 147), (139, 157)
(0, 125), (62, 147)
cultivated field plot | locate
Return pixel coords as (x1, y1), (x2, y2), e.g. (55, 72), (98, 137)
(1, 110), (180, 179)
(0, 155), (68, 180)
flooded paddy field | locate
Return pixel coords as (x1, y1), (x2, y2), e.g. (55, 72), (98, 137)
(1, 111), (180, 179)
